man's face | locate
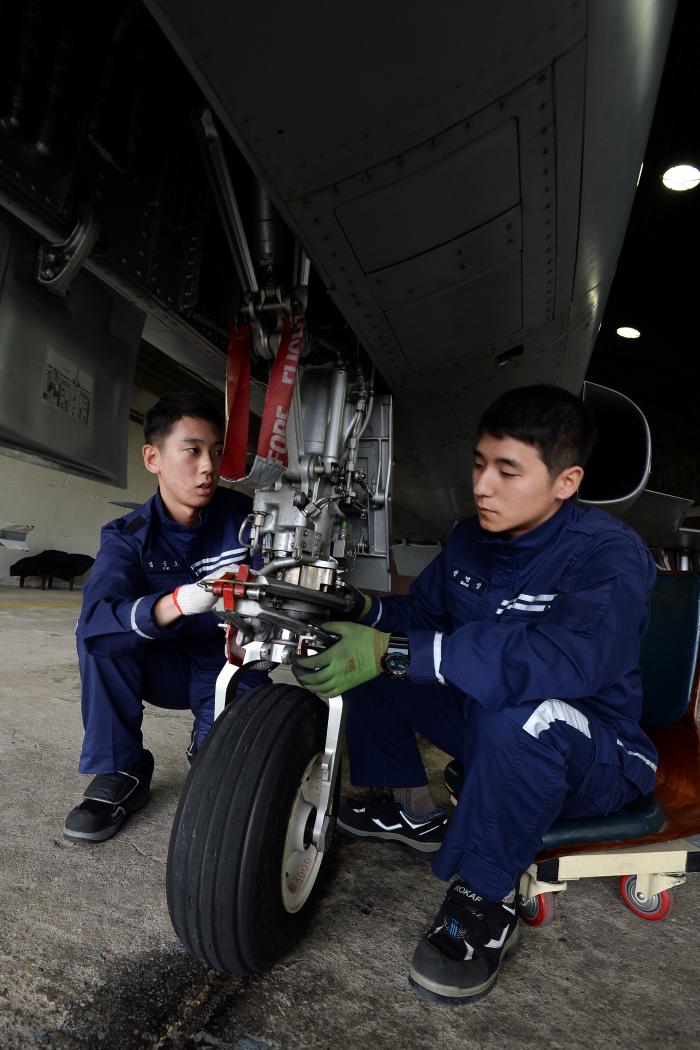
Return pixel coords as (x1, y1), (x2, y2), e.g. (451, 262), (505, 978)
(472, 433), (582, 539)
(143, 416), (224, 525)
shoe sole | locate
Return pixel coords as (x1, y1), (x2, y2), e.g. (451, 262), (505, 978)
(408, 924), (521, 1005)
(63, 792), (150, 844)
(336, 817), (442, 853)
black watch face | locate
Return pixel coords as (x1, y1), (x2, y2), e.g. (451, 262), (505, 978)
(383, 651), (409, 677)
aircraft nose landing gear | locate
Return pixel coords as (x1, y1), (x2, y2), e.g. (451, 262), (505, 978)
(167, 332), (390, 975)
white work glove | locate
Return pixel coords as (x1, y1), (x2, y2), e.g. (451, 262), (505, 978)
(171, 562), (244, 617)
(172, 581), (218, 616)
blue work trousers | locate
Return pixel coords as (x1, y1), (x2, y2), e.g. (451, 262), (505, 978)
(345, 677), (652, 899)
(78, 637), (266, 773)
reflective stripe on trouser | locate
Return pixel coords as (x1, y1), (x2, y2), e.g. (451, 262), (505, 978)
(344, 677), (655, 900)
(77, 638), (268, 773)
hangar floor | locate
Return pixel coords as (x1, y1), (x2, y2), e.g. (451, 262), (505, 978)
(2, 584), (700, 1050)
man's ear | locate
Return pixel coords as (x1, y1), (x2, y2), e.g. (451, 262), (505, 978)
(142, 443), (161, 475)
(555, 465), (584, 500)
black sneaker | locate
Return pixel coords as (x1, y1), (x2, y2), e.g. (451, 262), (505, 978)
(63, 750), (154, 843)
(409, 880), (520, 1004)
(337, 791), (448, 853)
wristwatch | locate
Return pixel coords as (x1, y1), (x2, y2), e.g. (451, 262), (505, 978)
(381, 633), (411, 678)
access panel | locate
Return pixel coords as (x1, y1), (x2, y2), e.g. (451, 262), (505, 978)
(0, 219), (144, 486)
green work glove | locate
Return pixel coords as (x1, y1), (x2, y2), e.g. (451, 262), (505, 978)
(294, 621), (389, 698)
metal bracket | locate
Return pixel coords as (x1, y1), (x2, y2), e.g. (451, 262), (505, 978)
(293, 240), (311, 290)
(633, 871), (685, 899)
(518, 866), (569, 901)
(311, 693), (346, 851)
(36, 202), (99, 296)
(213, 639), (265, 720)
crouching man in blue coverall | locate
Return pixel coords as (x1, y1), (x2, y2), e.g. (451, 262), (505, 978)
(64, 393), (266, 844)
(295, 384), (658, 1005)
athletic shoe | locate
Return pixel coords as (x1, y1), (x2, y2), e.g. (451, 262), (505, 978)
(337, 791), (448, 853)
(63, 749), (154, 843)
(409, 879), (520, 1004)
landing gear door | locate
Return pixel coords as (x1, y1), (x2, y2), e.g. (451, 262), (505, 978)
(351, 393), (392, 592)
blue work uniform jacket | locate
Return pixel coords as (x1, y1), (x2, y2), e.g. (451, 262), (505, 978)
(362, 499), (658, 791)
(77, 486), (252, 659)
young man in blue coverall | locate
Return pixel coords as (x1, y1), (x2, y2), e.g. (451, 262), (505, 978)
(64, 393), (265, 844)
(295, 384), (658, 1005)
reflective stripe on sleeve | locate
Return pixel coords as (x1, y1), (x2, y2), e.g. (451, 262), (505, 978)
(370, 598), (383, 627)
(433, 632), (445, 684)
(130, 596), (155, 640)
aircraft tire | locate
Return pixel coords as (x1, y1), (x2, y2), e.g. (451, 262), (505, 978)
(166, 680), (338, 975)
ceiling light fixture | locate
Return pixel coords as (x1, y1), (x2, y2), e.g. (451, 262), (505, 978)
(661, 164), (700, 191)
(616, 327), (641, 339)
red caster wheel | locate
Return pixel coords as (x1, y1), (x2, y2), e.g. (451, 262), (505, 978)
(517, 890), (555, 927)
(620, 875), (672, 921)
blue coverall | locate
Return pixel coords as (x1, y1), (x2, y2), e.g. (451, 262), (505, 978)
(76, 487), (265, 773)
(349, 499), (659, 899)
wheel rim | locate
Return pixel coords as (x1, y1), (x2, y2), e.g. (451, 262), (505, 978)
(281, 752), (326, 914)
(623, 876), (664, 915)
(517, 895), (540, 921)
(517, 891), (554, 926)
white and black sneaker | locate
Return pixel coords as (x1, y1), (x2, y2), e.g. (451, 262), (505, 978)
(337, 791), (448, 853)
(63, 750), (154, 843)
(409, 880), (520, 1004)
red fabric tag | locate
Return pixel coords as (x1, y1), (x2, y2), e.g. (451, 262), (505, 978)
(256, 316), (304, 469)
(220, 316), (304, 484)
(221, 325), (252, 482)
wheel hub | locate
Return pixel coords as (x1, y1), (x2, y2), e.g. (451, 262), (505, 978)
(281, 752), (325, 913)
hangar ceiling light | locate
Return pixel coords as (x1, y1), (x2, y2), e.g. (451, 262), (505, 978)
(661, 164), (700, 191)
(616, 326), (641, 339)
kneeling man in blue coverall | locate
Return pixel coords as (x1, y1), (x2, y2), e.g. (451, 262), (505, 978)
(64, 393), (265, 844)
(295, 384), (658, 1005)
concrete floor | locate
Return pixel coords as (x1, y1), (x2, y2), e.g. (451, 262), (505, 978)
(2, 583), (700, 1050)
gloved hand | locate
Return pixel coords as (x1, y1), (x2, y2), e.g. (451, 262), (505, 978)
(172, 562), (247, 617)
(172, 580), (219, 616)
(336, 583), (372, 621)
(294, 621), (389, 698)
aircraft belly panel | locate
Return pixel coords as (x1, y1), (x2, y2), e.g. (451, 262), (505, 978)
(285, 70), (561, 393)
(146, 2), (585, 198)
(368, 206), (521, 312)
(334, 120), (520, 272)
(386, 253), (522, 370)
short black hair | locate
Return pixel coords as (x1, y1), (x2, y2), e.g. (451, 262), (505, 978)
(143, 393), (224, 447)
(476, 384), (596, 476)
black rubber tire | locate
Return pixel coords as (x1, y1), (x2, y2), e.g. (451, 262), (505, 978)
(166, 681), (337, 975)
